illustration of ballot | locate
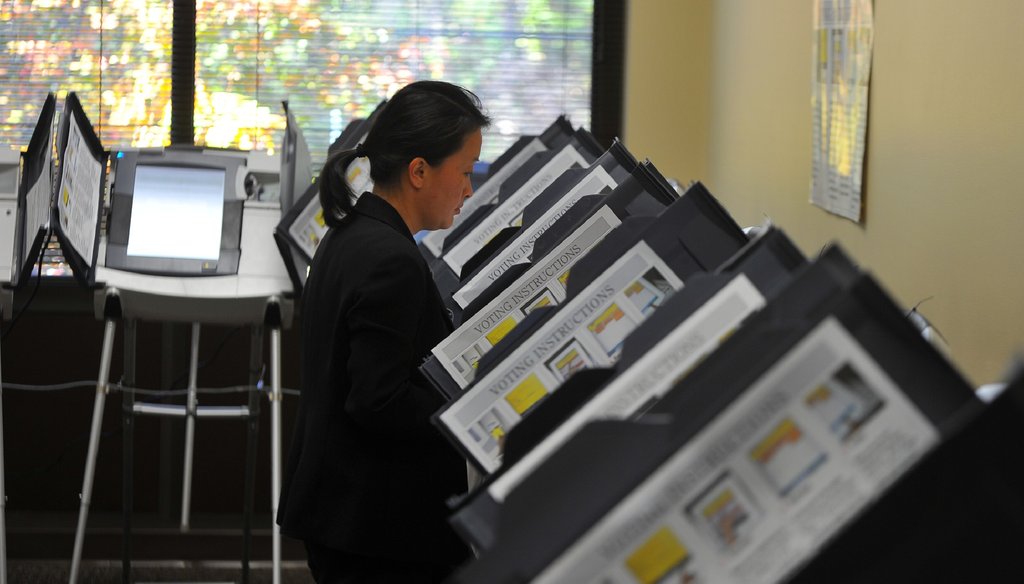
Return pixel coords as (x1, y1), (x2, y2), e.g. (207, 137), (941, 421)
(504, 373), (549, 416)
(625, 526), (700, 584)
(524, 288), (557, 315)
(804, 364), (884, 442)
(455, 342), (489, 376)
(300, 226), (321, 248)
(588, 303), (636, 357)
(624, 271), (670, 316)
(472, 408), (511, 455)
(485, 315), (519, 348)
(558, 269), (572, 288)
(749, 418), (827, 498)
(686, 472), (760, 550)
(545, 340), (594, 382)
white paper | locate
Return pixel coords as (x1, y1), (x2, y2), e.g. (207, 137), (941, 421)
(453, 165), (618, 308)
(811, 0), (873, 222)
(442, 144), (588, 275)
(490, 274), (767, 502)
(26, 143), (53, 238)
(57, 111), (102, 263)
(432, 205), (622, 389)
(536, 317), (938, 584)
(288, 193), (329, 260)
(421, 137), (547, 257)
(346, 132), (374, 196)
(439, 240), (685, 473)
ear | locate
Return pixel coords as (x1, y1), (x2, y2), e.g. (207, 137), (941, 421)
(407, 157), (428, 189)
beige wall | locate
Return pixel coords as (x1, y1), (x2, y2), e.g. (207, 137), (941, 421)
(623, 1), (713, 184)
(625, 0), (1024, 386)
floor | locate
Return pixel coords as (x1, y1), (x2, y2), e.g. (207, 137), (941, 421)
(4, 511), (314, 583)
(7, 559), (314, 583)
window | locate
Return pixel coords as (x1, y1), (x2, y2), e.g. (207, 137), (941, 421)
(0, 0), (173, 148)
(2, 1), (620, 165)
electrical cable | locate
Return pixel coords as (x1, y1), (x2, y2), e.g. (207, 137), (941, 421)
(0, 380), (300, 397)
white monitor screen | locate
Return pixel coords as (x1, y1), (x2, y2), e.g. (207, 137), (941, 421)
(126, 165), (225, 260)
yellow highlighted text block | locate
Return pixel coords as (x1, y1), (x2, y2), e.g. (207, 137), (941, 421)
(504, 373), (548, 415)
(625, 526), (689, 584)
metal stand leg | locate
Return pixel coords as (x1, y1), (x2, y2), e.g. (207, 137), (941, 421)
(241, 326), (263, 584)
(0, 314), (7, 584)
(70, 317), (118, 584)
(121, 319), (136, 584)
(180, 323), (200, 531)
(269, 325), (282, 584)
(0, 291), (9, 584)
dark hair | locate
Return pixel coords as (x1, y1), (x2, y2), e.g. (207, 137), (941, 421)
(319, 80), (491, 227)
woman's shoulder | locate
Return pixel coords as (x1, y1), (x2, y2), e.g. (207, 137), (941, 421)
(325, 214), (423, 268)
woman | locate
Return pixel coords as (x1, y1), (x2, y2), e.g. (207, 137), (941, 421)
(278, 81), (490, 582)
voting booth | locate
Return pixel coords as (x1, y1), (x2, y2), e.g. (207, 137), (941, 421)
(419, 117), (577, 263)
(3, 84), (1020, 584)
(0, 94), (57, 584)
(89, 148), (293, 584)
(430, 181), (749, 475)
(273, 101), (385, 296)
(2, 92), (106, 583)
(4, 92), (297, 583)
(428, 124), (606, 306)
(451, 227), (809, 551)
(403, 123), (1021, 582)
(446, 245), (986, 583)
(420, 160), (682, 401)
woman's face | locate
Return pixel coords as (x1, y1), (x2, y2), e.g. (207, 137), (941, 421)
(419, 128), (483, 231)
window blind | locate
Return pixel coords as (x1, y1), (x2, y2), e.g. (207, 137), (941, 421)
(2, 0), (598, 167)
(195, 0), (595, 165)
(0, 0), (173, 148)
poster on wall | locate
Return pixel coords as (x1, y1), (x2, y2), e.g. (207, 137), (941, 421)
(811, 0), (873, 222)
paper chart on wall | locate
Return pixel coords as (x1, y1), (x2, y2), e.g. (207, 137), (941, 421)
(811, 0), (873, 222)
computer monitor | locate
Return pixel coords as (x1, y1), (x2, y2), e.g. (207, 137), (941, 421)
(278, 101), (312, 214)
(105, 149), (245, 276)
(10, 93), (56, 288)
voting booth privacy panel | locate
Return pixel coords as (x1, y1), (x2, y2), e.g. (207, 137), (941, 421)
(420, 116), (577, 262)
(3, 91), (107, 584)
(427, 125), (606, 305)
(10, 92), (106, 290)
(449, 227), (810, 551)
(10, 93), (56, 288)
(446, 246), (983, 584)
(792, 367), (1024, 584)
(450, 139), (638, 311)
(272, 101), (316, 295)
(419, 156), (683, 402)
(429, 180), (749, 475)
(273, 100), (389, 296)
